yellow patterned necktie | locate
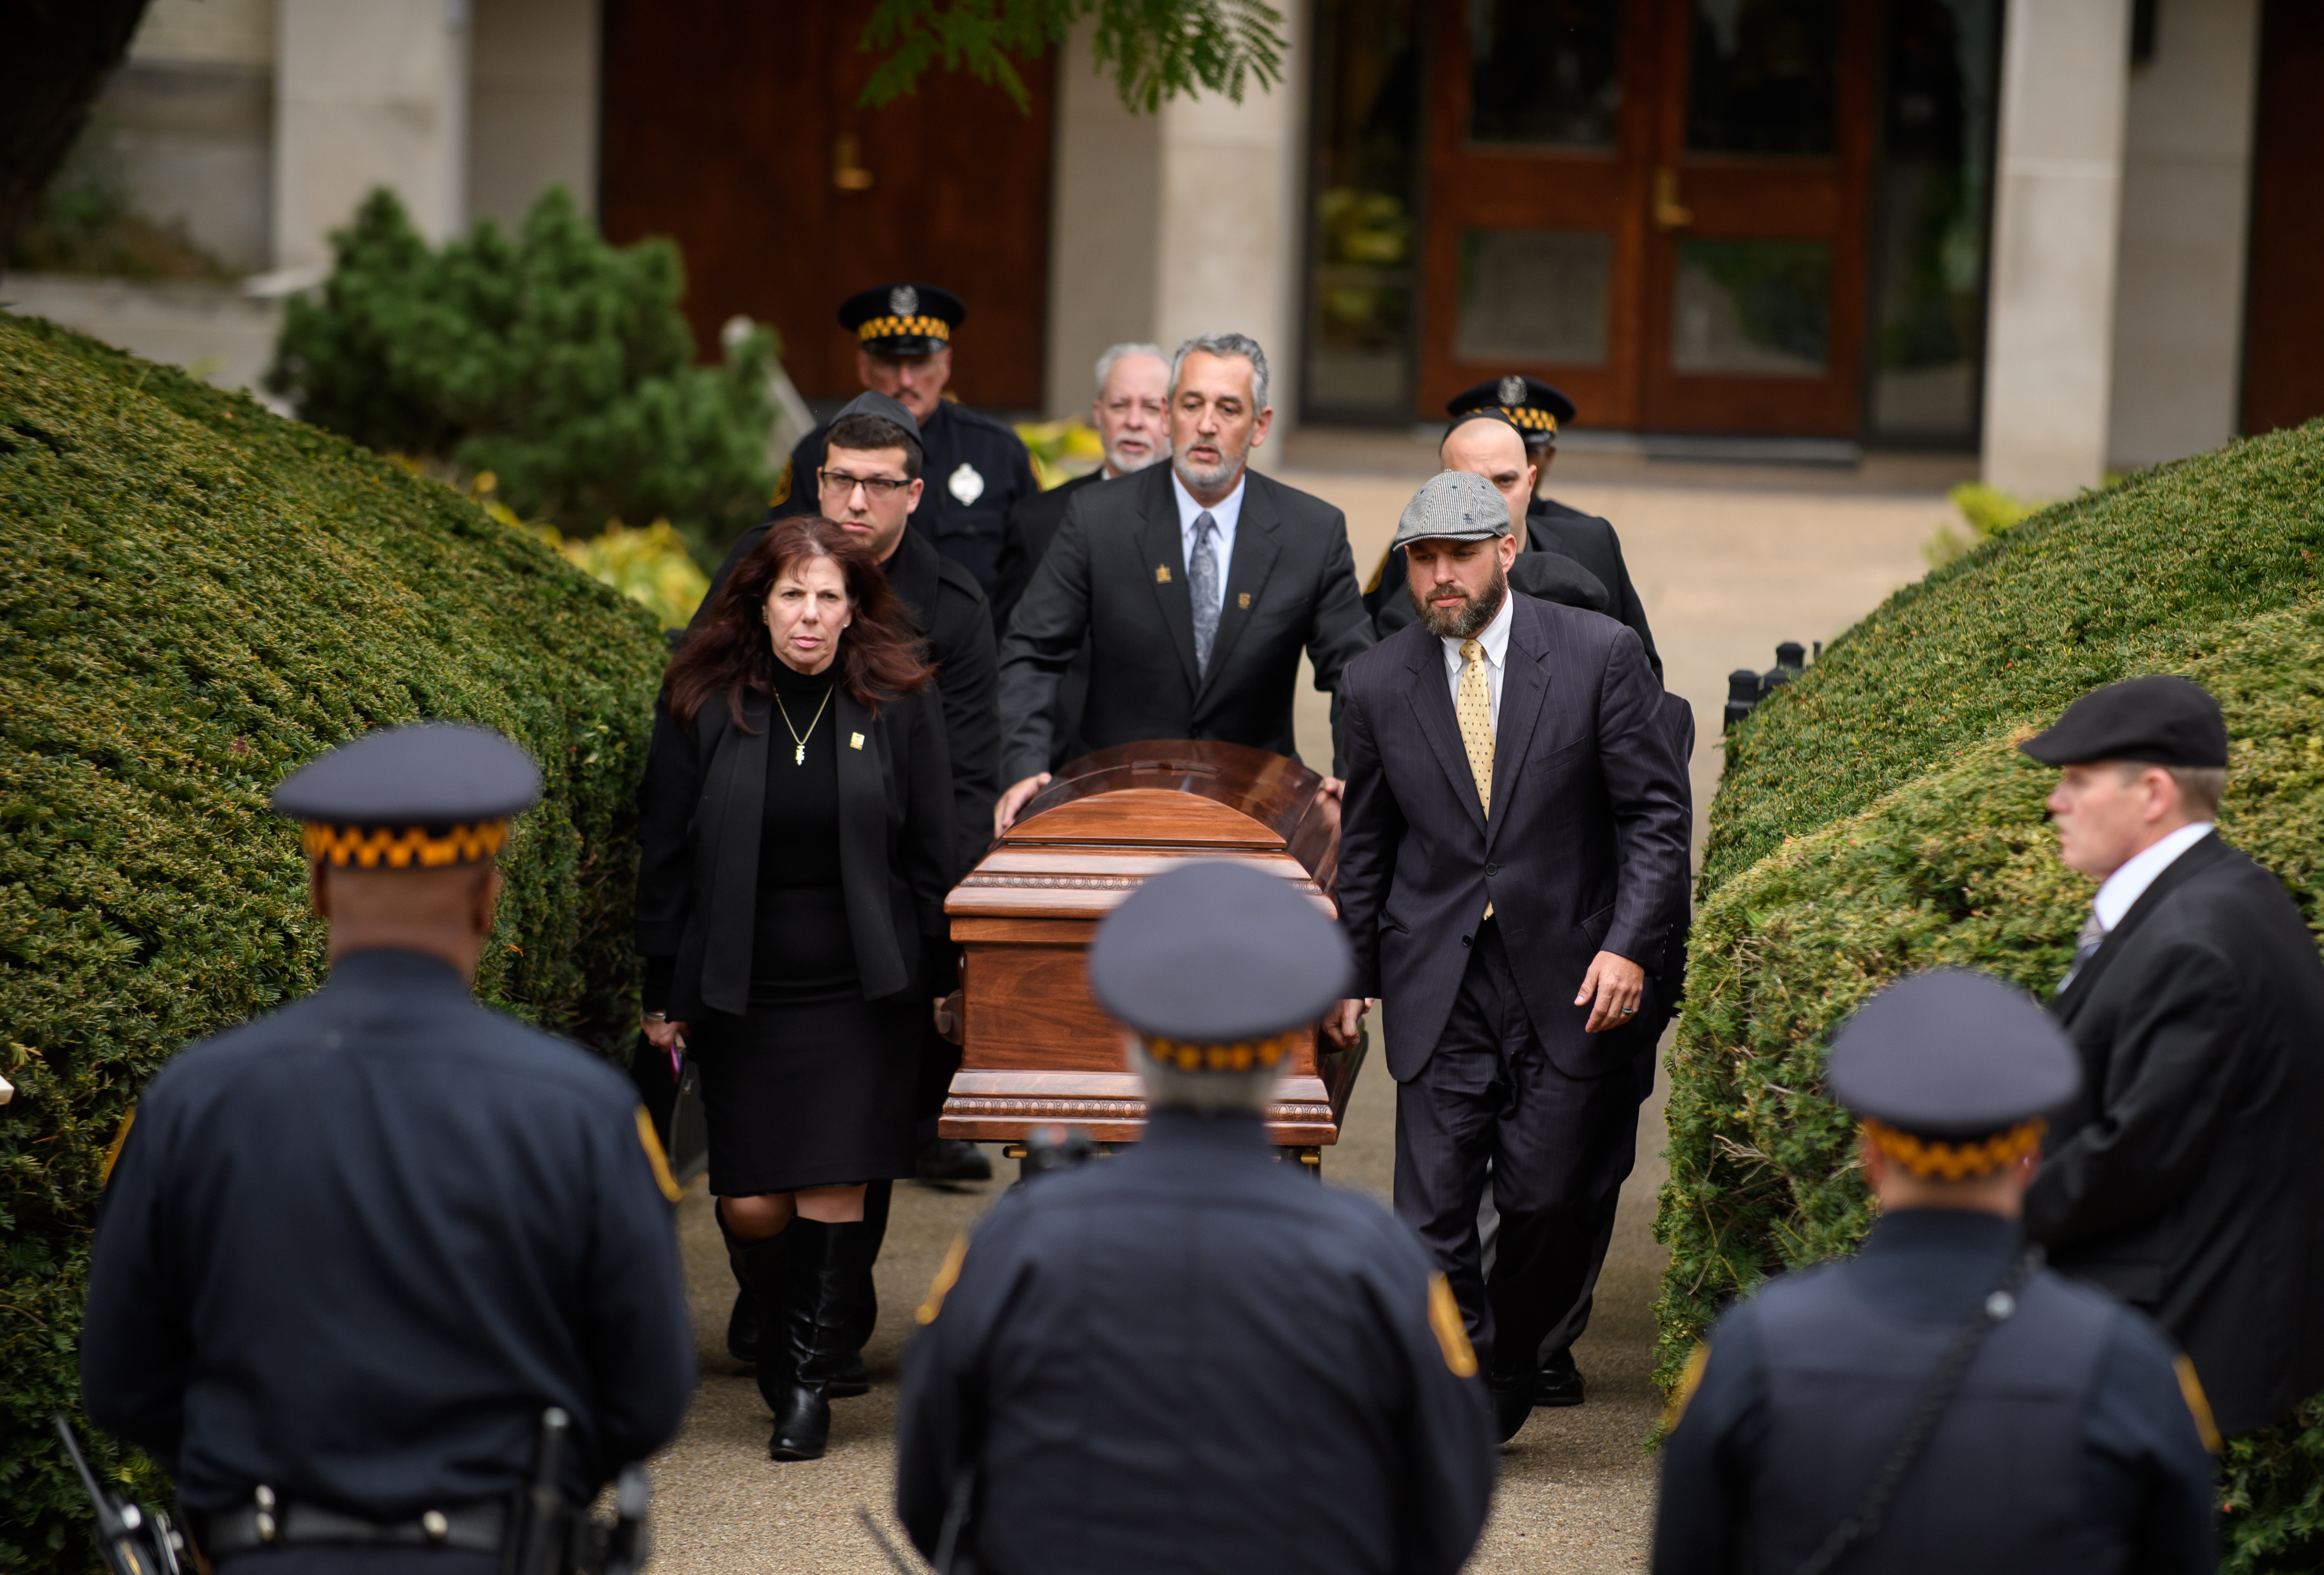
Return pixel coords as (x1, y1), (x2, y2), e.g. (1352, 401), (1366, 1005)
(1457, 638), (1495, 918)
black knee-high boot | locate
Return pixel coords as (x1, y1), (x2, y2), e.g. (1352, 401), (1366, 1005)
(768, 1217), (853, 1461)
(719, 1205), (790, 1406)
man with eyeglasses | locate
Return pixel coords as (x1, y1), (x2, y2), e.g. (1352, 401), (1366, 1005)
(694, 391), (1003, 1388)
(766, 282), (1038, 609)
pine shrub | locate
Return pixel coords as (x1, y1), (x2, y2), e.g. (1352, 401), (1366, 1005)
(0, 312), (667, 1570)
(1661, 419), (2324, 1571)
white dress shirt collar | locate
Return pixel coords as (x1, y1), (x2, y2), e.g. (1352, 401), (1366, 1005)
(2092, 821), (2215, 931)
(1438, 584), (1515, 728)
(1170, 468), (1244, 616)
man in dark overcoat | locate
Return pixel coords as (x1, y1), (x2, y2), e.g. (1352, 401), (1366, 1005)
(82, 726), (694, 1574)
(1654, 970), (2217, 1574)
(991, 331), (1375, 831)
(2020, 673), (2324, 1435)
(895, 860), (1496, 1575)
(1328, 470), (1691, 1441)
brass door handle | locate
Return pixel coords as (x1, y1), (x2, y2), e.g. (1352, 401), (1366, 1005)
(833, 131), (874, 192)
(1654, 167), (1694, 231)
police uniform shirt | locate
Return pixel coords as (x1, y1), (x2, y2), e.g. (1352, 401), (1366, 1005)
(773, 399), (1037, 607)
(80, 949), (697, 1518)
(1652, 1209), (2217, 1575)
(896, 1108), (1497, 1575)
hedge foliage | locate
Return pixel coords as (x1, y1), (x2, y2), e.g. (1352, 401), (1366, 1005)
(1659, 418), (2324, 1572)
(0, 312), (669, 1571)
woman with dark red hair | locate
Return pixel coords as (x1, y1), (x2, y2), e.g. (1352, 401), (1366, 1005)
(635, 515), (954, 1462)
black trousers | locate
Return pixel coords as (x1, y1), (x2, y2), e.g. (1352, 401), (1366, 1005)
(1393, 918), (1646, 1381)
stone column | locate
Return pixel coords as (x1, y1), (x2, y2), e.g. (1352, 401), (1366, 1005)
(274, 0), (471, 273)
(1980, 0), (2132, 497)
(2105, 0), (2262, 468)
(467, 0), (600, 231)
(1042, 24), (1164, 419)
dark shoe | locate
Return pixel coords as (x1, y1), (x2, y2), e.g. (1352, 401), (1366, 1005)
(767, 1218), (853, 1461)
(1491, 1381), (1534, 1444)
(1534, 1349), (1586, 1409)
(726, 1287), (760, 1366)
(916, 1137), (993, 1182)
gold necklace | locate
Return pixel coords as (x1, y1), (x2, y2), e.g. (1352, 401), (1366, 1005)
(773, 681), (834, 766)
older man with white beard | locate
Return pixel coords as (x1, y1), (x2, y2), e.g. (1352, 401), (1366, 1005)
(993, 332), (1375, 830)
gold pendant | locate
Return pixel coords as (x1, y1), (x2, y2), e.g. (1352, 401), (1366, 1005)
(794, 743), (806, 765)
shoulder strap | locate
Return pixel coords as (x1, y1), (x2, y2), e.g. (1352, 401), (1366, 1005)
(1795, 1245), (2045, 1575)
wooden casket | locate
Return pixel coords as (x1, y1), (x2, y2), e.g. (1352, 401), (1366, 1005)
(939, 741), (1361, 1156)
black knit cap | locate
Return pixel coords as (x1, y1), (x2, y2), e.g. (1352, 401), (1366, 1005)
(2019, 675), (2228, 768)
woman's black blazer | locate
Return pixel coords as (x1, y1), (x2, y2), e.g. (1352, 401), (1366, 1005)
(635, 678), (957, 1020)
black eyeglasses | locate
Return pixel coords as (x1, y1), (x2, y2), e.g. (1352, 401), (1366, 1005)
(818, 469), (912, 496)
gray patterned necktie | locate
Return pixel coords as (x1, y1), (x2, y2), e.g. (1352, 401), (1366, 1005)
(1189, 511), (1220, 678)
(2057, 907), (2106, 995)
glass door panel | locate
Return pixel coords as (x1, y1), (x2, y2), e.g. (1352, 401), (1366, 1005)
(1457, 229), (1614, 364)
(1469, 0), (1627, 147)
(1685, 0), (1842, 154)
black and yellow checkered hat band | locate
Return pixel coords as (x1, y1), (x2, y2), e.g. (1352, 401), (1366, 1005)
(1864, 1116), (2046, 1181)
(303, 819), (510, 869)
(1142, 1030), (1298, 1073)
(857, 315), (952, 344)
(1499, 406), (1559, 436)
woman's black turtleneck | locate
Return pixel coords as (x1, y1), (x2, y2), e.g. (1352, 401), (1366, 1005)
(748, 658), (856, 1001)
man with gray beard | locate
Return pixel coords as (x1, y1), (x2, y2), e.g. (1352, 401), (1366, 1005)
(993, 332), (1374, 830)
(1328, 470), (1690, 1444)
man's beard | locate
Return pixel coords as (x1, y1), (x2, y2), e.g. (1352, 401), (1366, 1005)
(1413, 560), (1508, 640)
(1105, 437), (1166, 476)
(1172, 436), (1248, 495)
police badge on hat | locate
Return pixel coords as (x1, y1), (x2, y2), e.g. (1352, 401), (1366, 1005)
(838, 282), (964, 357)
(1498, 374), (1527, 407)
(948, 463), (986, 505)
(890, 284), (919, 318)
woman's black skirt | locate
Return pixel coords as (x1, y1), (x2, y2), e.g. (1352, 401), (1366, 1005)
(688, 990), (921, 1196)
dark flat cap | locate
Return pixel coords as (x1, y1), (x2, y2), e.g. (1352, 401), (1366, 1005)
(830, 389), (922, 446)
(1088, 861), (1350, 1052)
(1390, 470), (1513, 550)
(1825, 970), (2080, 1140)
(839, 282), (963, 358)
(2019, 675), (2227, 768)
(1448, 375), (1576, 440)
(274, 723), (540, 868)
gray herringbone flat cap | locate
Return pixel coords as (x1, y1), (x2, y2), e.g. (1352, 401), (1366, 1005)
(1390, 469), (1512, 550)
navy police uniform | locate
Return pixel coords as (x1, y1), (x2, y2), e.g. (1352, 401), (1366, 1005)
(1652, 971), (2217, 1575)
(768, 283), (1037, 605)
(80, 726), (695, 1572)
(895, 862), (1496, 1575)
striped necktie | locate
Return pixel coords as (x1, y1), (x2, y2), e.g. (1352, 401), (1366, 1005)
(2057, 908), (2106, 994)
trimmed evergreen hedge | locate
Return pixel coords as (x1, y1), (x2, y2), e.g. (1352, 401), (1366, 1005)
(0, 313), (668, 1571)
(1660, 419), (2324, 1572)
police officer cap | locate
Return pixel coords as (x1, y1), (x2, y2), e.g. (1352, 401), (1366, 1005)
(839, 282), (964, 358)
(273, 723), (541, 869)
(1826, 970), (2079, 1144)
(1088, 861), (1352, 1067)
(2018, 675), (2228, 769)
(830, 389), (922, 446)
(1447, 375), (1576, 442)
(1390, 470), (1512, 552)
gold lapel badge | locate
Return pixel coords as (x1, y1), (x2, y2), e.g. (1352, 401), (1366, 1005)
(1237, 592), (1251, 609)
(849, 732), (865, 750)
(1155, 566), (1172, 583)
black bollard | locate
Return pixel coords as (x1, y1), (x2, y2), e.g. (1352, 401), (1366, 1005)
(1725, 669), (1763, 732)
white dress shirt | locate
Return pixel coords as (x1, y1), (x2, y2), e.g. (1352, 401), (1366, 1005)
(1438, 586), (1514, 732)
(2092, 821), (2216, 931)
(1170, 468), (1243, 620)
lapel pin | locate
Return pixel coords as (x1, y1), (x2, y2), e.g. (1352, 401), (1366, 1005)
(1237, 592), (1251, 610)
(849, 732), (865, 750)
(1155, 566), (1172, 583)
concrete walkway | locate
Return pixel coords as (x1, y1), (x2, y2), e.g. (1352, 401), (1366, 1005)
(644, 440), (1960, 1573)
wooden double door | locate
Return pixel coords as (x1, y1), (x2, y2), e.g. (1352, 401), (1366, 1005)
(1421, 0), (1878, 436)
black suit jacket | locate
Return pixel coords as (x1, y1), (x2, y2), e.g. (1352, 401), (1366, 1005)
(1529, 497), (1661, 678)
(700, 523), (999, 882)
(995, 468), (1109, 770)
(1335, 595), (1690, 1082)
(635, 682), (955, 1020)
(2025, 831), (2324, 1435)
(996, 463), (1375, 781)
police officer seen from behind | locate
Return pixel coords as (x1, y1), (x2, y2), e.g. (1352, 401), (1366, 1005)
(766, 282), (1037, 607)
(896, 861), (1496, 1575)
(1654, 970), (2217, 1574)
(1431, 375), (1661, 677)
(82, 725), (694, 1575)
(2020, 675), (2324, 1435)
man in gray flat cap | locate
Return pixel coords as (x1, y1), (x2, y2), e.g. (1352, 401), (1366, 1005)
(1329, 470), (1690, 1443)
